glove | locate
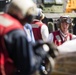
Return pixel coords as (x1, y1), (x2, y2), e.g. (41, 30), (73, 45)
(33, 40), (59, 59)
(33, 40), (49, 59)
(46, 42), (59, 58)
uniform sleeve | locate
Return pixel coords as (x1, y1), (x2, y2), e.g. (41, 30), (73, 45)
(24, 25), (32, 42)
(47, 33), (54, 43)
(41, 24), (49, 42)
(24, 23), (35, 43)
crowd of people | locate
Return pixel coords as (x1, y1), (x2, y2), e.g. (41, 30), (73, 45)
(0, 0), (76, 75)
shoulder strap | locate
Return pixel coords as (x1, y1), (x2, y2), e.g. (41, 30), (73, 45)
(32, 21), (43, 28)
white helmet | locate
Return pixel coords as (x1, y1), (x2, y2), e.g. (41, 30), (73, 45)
(7, 0), (37, 17)
(36, 8), (42, 16)
(35, 8), (45, 20)
(59, 15), (72, 24)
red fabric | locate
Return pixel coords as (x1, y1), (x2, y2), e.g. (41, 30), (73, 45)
(0, 13), (23, 75)
(0, 13), (23, 35)
(53, 30), (72, 46)
(32, 20), (43, 41)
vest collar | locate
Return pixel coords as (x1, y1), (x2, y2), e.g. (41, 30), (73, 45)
(59, 29), (69, 38)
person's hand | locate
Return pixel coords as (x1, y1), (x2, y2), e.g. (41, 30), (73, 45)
(33, 40), (59, 59)
(47, 42), (59, 58)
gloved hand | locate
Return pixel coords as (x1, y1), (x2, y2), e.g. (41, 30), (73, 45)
(46, 42), (59, 58)
(33, 40), (59, 59)
(33, 40), (48, 59)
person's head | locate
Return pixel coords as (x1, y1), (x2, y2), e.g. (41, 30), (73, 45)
(6, 0), (37, 24)
(35, 8), (45, 20)
(58, 15), (72, 34)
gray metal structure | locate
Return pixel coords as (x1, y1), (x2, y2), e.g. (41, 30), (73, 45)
(33, 0), (76, 18)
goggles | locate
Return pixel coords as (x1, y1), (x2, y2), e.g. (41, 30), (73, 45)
(60, 17), (72, 24)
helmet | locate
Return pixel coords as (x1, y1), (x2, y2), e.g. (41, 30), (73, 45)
(59, 15), (72, 24)
(35, 8), (45, 20)
(56, 15), (72, 29)
(7, 0), (37, 18)
(36, 8), (42, 16)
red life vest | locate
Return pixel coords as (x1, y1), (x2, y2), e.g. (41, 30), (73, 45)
(0, 13), (23, 75)
(32, 20), (43, 41)
(53, 30), (72, 46)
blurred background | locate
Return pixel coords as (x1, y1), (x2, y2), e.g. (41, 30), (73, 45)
(0, 0), (76, 34)
(0, 0), (76, 75)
